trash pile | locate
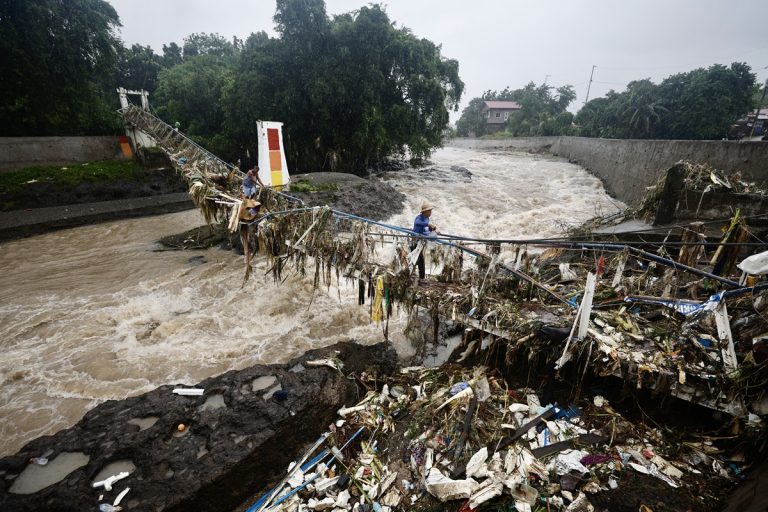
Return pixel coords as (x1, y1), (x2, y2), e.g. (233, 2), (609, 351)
(635, 160), (768, 222)
(246, 366), (758, 511)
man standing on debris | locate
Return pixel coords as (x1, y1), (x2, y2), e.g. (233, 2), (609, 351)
(243, 165), (266, 198)
(411, 201), (437, 279)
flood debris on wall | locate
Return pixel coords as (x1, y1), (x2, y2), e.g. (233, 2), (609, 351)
(634, 160), (768, 226)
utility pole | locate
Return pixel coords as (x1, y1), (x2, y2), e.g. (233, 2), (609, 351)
(749, 78), (768, 138)
(584, 65), (597, 104)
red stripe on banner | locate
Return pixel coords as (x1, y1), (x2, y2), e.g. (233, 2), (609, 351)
(267, 128), (280, 151)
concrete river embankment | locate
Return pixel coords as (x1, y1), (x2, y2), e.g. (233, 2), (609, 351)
(450, 136), (768, 204)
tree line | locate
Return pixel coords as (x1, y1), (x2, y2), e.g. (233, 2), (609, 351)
(456, 63), (759, 140)
(0, 0), (463, 174)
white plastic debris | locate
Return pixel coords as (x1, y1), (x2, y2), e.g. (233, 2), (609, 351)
(737, 250), (768, 275)
(509, 403), (529, 413)
(113, 487), (130, 506)
(508, 482), (538, 505)
(465, 447), (489, 479)
(306, 358), (343, 371)
(552, 450), (589, 476)
(92, 472), (130, 491)
(559, 263), (578, 281)
(593, 395), (606, 408)
(381, 487), (402, 508)
(436, 386), (473, 411)
(425, 468), (478, 501)
(474, 377), (492, 402)
(315, 476), (340, 493)
(379, 472), (397, 496)
(487, 452), (503, 475)
(308, 497), (335, 510)
(515, 502), (532, 512)
(468, 477), (503, 509)
(288, 467), (304, 488)
(379, 384), (390, 404)
(565, 492), (595, 512)
(334, 490), (350, 508)
(173, 388), (204, 396)
(337, 405), (367, 417)
(424, 447), (434, 473)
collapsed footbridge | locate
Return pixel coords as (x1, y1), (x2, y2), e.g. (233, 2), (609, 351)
(120, 100), (768, 420)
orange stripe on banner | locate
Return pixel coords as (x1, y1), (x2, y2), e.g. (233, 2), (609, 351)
(120, 142), (133, 157)
(269, 151), (282, 171)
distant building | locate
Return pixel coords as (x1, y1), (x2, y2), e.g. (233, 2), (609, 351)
(730, 108), (768, 139)
(482, 100), (521, 133)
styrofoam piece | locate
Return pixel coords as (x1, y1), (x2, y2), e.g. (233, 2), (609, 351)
(173, 388), (204, 396)
(465, 447), (489, 479)
(425, 468), (478, 502)
(468, 478), (503, 509)
(92, 472), (129, 491)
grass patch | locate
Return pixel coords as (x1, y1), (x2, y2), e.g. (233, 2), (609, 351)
(0, 159), (144, 193)
(289, 179), (339, 194)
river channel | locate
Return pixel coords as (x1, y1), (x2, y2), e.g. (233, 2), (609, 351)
(0, 146), (623, 456)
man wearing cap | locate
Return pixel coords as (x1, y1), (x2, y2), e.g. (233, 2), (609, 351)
(239, 198), (265, 268)
(411, 201), (437, 279)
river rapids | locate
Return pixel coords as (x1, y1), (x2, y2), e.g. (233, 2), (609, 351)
(0, 146), (623, 456)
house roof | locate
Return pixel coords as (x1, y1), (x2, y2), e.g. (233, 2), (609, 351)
(482, 100), (521, 110)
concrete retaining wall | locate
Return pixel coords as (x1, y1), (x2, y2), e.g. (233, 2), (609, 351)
(0, 136), (124, 171)
(449, 137), (768, 205)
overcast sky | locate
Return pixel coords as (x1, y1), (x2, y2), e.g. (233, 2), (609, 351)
(109, 0), (768, 119)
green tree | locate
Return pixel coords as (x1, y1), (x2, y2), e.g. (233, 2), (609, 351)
(117, 44), (163, 95)
(182, 32), (238, 61)
(154, 54), (235, 157)
(457, 84), (576, 137)
(224, 1), (463, 173)
(576, 62), (756, 140)
(614, 79), (667, 139)
(161, 42), (183, 68)
(657, 63), (755, 139)
(456, 97), (490, 136)
(0, 0), (122, 135)
(506, 83), (576, 136)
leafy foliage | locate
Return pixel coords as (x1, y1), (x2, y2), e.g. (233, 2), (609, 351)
(576, 63), (756, 140)
(154, 54), (235, 158)
(2, 0), (461, 170)
(456, 84), (576, 137)
(224, 0), (463, 173)
(117, 44), (163, 96)
(505, 83), (576, 136)
(0, 0), (123, 135)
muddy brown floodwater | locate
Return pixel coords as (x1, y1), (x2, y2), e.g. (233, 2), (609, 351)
(0, 146), (623, 456)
